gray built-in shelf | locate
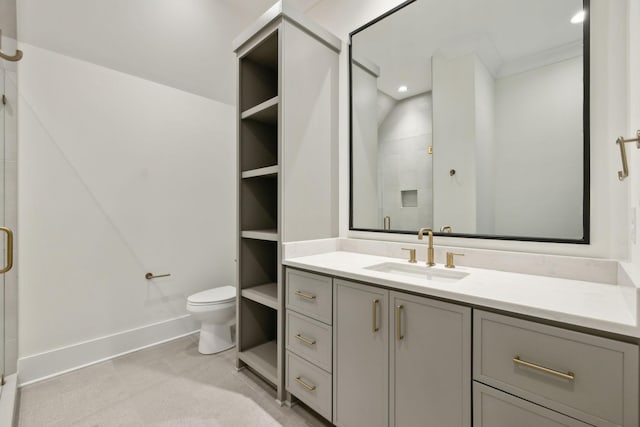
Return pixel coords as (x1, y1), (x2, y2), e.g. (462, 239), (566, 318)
(241, 230), (279, 241)
(234, 0), (340, 404)
(241, 283), (278, 309)
(241, 165), (279, 179)
(241, 96), (279, 123)
(238, 340), (278, 384)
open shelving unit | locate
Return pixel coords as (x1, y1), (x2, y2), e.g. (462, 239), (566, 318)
(233, 1), (341, 404)
(237, 28), (282, 396)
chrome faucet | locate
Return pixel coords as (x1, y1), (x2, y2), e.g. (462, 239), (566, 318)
(417, 228), (435, 266)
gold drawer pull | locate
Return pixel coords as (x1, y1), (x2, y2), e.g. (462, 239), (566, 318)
(295, 334), (316, 346)
(295, 376), (317, 391)
(513, 356), (575, 381)
(295, 290), (316, 300)
(372, 299), (380, 332)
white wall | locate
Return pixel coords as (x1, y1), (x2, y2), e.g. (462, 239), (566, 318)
(474, 56), (496, 234)
(16, 0), (257, 382)
(493, 56), (584, 239)
(432, 53), (477, 233)
(377, 93), (433, 231)
(352, 63), (380, 229)
(628, 0), (640, 267)
(307, 0), (629, 259)
(17, 0), (248, 105)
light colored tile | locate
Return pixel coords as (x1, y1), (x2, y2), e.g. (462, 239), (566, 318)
(19, 395), (68, 427)
(112, 354), (174, 395)
(68, 401), (144, 427)
(19, 337), (325, 427)
(128, 376), (220, 424)
(57, 367), (129, 423)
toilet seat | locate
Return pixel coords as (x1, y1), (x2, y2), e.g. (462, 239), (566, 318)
(187, 286), (236, 306)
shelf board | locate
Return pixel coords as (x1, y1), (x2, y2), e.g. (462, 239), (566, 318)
(239, 340), (278, 385)
(241, 96), (279, 123)
(241, 229), (279, 241)
(241, 165), (279, 179)
(242, 283), (278, 309)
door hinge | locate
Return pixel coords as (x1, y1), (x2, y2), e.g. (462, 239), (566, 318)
(1, 374), (5, 386)
(1, 94), (6, 105)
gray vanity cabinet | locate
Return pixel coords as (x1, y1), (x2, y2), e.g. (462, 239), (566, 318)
(333, 279), (389, 427)
(333, 278), (471, 427)
(390, 291), (471, 427)
(474, 382), (592, 427)
(473, 310), (639, 427)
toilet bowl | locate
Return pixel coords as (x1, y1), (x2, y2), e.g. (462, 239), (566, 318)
(186, 286), (236, 354)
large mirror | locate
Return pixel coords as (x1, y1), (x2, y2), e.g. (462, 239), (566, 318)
(350, 0), (589, 243)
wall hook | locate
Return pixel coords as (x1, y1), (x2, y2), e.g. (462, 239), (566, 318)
(616, 130), (640, 181)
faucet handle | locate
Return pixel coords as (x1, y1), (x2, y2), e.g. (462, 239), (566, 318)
(401, 248), (417, 263)
(445, 252), (464, 268)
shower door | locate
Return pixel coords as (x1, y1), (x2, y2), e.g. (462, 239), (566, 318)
(0, 68), (5, 386)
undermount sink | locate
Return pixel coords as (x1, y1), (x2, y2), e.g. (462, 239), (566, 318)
(364, 262), (469, 284)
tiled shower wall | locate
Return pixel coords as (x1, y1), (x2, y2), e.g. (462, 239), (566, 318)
(378, 92), (433, 231)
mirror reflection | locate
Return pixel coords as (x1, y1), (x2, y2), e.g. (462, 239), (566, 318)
(350, 0), (587, 241)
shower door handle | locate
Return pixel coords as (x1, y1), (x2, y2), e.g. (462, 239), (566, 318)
(0, 227), (13, 273)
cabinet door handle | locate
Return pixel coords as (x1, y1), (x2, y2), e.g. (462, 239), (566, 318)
(396, 304), (404, 340)
(295, 290), (316, 300)
(513, 356), (575, 381)
(295, 334), (316, 346)
(0, 227), (13, 274)
(295, 376), (317, 391)
(372, 299), (380, 332)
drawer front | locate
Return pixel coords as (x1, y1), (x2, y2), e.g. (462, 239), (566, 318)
(286, 351), (332, 421)
(286, 269), (332, 324)
(474, 382), (593, 427)
(474, 310), (639, 427)
(286, 310), (332, 372)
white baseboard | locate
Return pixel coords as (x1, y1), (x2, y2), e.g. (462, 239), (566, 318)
(0, 374), (17, 427)
(18, 315), (199, 386)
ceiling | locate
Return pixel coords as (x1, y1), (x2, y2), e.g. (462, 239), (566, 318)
(352, 0), (584, 100)
(232, 0), (324, 16)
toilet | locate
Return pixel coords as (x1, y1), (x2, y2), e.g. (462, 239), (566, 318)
(186, 286), (236, 354)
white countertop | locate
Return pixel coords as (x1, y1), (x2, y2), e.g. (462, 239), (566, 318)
(283, 251), (640, 338)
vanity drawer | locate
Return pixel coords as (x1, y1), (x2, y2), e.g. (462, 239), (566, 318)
(474, 382), (592, 427)
(286, 351), (332, 421)
(286, 310), (332, 372)
(474, 310), (638, 427)
(286, 269), (332, 324)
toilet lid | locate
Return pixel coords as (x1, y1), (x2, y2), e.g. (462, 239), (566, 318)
(188, 286), (236, 305)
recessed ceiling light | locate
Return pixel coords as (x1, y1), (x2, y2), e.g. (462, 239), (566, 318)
(570, 10), (585, 24)
(398, 85), (408, 93)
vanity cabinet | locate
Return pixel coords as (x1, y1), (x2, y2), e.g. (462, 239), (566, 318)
(285, 269), (334, 421)
(333, 278), (471, 427)
(284, 266), (639, 427)
(333, 279), (389, 427)
(473, 310), (639, 427)
(390, 291), (471, 427)
(474, 382), (592, 427)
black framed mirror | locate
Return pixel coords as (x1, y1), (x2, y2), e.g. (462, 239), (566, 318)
(349, 0), (590, 243)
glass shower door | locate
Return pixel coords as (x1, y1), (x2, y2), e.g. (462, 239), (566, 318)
(0, 67), (5, 385)
(0, 22), (19, 385)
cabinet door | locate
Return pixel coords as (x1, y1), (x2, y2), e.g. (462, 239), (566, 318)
(390, 291), (471, 427)
(474, 382), (593, 427)
(334, 279), (388, 427)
